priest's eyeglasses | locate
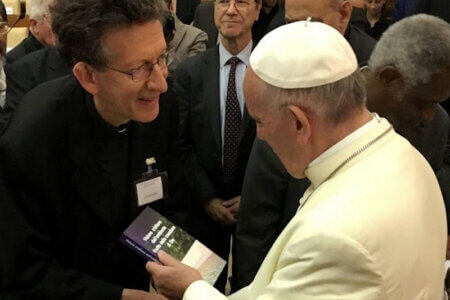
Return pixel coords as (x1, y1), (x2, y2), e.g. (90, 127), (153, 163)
(215, 0), (253, 10)
(104, 51), (168, 82)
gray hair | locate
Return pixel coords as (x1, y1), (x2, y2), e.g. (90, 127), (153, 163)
(256, 69), (367, 124)
(30, 0), (50, 22)
(368, 14), (450, 89)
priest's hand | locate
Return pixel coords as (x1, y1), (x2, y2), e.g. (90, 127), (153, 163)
(204, 197), (237, 226)
(146, 251), (202, 300)
(121, 288), (168, 300)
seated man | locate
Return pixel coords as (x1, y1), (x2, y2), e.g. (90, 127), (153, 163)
(6, 0), (56, 63)
(147, 20), (446, 299)
(0, 0), (182, 298)
(164, 0), (208, 73)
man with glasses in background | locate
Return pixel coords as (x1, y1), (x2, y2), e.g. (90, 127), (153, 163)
(6, 0), (56, 63)
(0, 0), (182, 299)
(175, 0), (260, 291)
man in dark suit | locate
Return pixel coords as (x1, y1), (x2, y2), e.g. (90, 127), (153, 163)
(165, 0), (208, 73)
(6, 0), (56, 63)
(235, 12), (450, 291)
(0, 47), (70, 132)
(175, 0), (260, 291)
(0, 0), (182, 299)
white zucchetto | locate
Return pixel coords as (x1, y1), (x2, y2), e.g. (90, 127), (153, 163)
(250, 19), (358, 89)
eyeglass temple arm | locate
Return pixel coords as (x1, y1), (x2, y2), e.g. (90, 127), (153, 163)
(8, 1), (26, 33)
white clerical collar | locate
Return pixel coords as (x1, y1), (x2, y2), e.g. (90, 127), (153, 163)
(219, 39), (252, 68)
(309, 113), (381, 167)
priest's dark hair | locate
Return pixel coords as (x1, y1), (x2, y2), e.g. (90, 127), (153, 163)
(51, 0), (168, 67)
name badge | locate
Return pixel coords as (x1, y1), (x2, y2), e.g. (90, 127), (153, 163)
(135, 157), (169, 206)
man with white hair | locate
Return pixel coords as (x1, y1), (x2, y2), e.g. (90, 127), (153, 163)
(146, 20), (446, 299)
(6, 0), (56, 63)
(233, 0), (377, 289)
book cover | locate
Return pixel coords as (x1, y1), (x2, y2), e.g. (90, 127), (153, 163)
(120, 207), (226, 286)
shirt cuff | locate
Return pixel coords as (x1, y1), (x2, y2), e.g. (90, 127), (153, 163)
(183, 280), (226, 300)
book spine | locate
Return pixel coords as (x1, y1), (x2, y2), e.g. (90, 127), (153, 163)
(119, 234), (159, 262)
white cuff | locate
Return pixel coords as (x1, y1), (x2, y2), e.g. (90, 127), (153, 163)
(183, 280), (227, 300)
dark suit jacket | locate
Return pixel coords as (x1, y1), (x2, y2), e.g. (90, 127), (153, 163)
(193, 1), (217, 48)
(176, 46), (255, 205)
(344, 24), (377, 66)
(175, 46), (255, 235)
(0, 74), (183, 299)
(415, 0), (450, 22)
(176, 0), (201, 25)
(5, 34), (43, 64)
(1, 47), (70, 133)
(350, 7), (392, 40)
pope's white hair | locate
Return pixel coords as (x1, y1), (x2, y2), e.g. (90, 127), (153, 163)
(368, 14), (450, 88)
(254, 69), (367, 125)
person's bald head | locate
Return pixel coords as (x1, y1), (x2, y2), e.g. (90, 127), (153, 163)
(285, 0), (352, 34)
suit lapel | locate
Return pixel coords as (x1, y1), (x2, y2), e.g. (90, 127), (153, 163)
(240, 106), (251, 142)
(203, 47), (222, 153)
(47, 48), (71, 80)
(170, 16), (187, 52)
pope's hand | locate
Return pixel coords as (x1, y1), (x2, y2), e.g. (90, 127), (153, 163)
(146, 251), (202, 300)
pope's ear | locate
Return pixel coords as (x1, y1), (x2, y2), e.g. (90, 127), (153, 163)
(287, 105), (311, 145)
(379, 65), (402, 87)
(72, 62), (99, 95)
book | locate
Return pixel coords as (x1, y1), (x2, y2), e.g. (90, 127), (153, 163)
(120, 207), (226, 286)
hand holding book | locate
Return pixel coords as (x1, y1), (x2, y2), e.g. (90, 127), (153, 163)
(146, 251), (202, 299)
(120, 207), (226, 286)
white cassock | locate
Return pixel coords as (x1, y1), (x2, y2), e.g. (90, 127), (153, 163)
(183, 116), (447, 300)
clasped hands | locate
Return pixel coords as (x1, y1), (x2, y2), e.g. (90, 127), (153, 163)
(204, 196), (240, 226)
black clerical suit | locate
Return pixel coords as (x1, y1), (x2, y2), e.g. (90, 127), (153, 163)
(233, 27), (377, 290)
(175, 46), (256, 290)
(0, 74), (183, 299)
(6, 34), (43, 64)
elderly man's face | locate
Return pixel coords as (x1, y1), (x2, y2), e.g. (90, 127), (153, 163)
(90, 20), (168, 126)
(244, 68), (308, 178)
(396, 66), (450, 129)
(285, 0), (350, 34)
(214, 0), (261, 41)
